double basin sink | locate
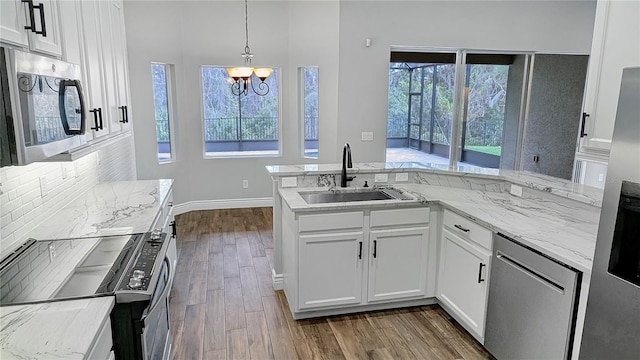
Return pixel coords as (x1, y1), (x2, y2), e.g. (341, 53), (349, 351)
(299, 188), (412, 204)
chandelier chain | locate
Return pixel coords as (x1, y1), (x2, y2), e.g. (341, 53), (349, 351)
(244, 0), (250, 54)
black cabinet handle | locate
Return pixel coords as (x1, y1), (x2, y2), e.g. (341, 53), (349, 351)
(22, 0), (36, 33)
(89, 108), (100, 131)
(119, 105), (129, 123)
(22, 1), (46, 36)
(118, 106), (126, 123)
(373, 240), (377, 258)
(478, 263), (486, 283)
(34, 2), (46, 36)
(358, 241), (362, 259)
(454, 224), (470, 233)
(168, 201), (173, 207)
(580, 112), (589, 138)
(97, 108), (103, 130)
(171, 220), (176, 238)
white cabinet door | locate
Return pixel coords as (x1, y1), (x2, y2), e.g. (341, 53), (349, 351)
(298, 231), (364, 310)
(438, 228), (490, 340)
(579, 0), (640, 156)
(27, 0), (62, 56)
(97, 0), (121, 136)
(0, 0), (29, 47)
(368, 227), (429, 302)
(108, 0), (130, 132)
(58, 0), (83, 65)
(78, 0), (109, 140)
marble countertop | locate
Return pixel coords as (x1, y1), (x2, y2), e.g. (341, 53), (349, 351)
(266, 162), (603, 207)
(24, 179), (173, 241)
(0, 297), (114, 359)
(279, 183), (600, 274)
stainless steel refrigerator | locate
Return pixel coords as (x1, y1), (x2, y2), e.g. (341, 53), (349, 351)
(580, 67), (640, 359)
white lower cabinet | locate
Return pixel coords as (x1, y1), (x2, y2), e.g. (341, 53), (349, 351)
(282, 206), (432, 317)
(298, 231), (364, 309)
(437, 210), (492, 342)
(368, 226), (429, 302)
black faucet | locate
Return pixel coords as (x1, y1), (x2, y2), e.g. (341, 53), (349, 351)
(341, 143), (355, 187)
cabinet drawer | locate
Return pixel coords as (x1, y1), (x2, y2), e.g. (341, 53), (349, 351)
(443, 210), (492, 250)
(370, 207), (430, 228)
(299, 212), (364, 232)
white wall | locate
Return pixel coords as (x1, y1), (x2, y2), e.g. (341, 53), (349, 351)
(0, 135), (137, 257)
(125, 0), (340, 205)
(337, 0), (597, 162)
(124, 0), (595, 205)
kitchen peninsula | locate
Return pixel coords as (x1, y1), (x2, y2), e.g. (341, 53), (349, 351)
(267, 162), (601, 359)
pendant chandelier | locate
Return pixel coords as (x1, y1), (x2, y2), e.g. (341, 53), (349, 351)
(226, 0), (272, 96)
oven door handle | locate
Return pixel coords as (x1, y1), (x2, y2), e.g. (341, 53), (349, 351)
(141, 256), (173, 323)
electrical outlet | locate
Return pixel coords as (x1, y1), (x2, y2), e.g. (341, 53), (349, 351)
(598, 174), (604, 182)
(395, 173), (409, 182)
(510, 184), (523, 197)
(361, 132), (374, 141)
(282, 177), (297, 187)
(48, 244), (56, 260)
(374, 173), (388, 183)
(39, 176), (48, 197)
(61, 164), (69, 179)
(242, 179), (249, 189)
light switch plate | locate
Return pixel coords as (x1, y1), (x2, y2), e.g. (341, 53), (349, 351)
(361, 132), (374, 141)
(282, 177), (297, 188)
(39, 176), (48, 197)
(374, 173), (388, 183)
(510, 184), (523, 197)
(395, 173), (409, 182)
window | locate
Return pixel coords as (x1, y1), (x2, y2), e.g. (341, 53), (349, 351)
(151, 63), (174, 162)
(386, 51), (514, 170)
(301, 67), (319, 158)
(201, 67), (279, 157)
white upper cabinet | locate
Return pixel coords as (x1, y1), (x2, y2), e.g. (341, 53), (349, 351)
(0, 0), (29, 47)
(57, 0), (83, 65)
(27, 0), (61, 56)
(78, 0), (110, 140)
(74, 0), (131, 141)
(579, 0), (640, 157)
(108, 0), (131, 132)
(0, 0), (62, 56)
(97, 0), (120, 135)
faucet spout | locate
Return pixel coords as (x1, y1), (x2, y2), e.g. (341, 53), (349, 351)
(341, 143), (355, 187)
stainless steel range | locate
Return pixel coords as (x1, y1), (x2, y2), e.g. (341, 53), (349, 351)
(0, 230), (176, 360)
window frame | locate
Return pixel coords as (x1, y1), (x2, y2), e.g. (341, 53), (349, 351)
(299, 66), (319, 159)
(199, 65), (282, 159)
(151, 62), (177, 164)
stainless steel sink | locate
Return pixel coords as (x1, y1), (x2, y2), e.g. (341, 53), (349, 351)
(299, 188), (410, 204)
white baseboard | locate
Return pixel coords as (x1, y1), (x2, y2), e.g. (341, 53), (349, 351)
(173, 197), (273, 215)
(272, 269), (283, 290)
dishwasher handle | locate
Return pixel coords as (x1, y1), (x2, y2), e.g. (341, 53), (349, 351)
(496, 251), (565, 294)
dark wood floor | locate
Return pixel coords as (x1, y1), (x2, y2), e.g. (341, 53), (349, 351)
(170, 208), (492, 360)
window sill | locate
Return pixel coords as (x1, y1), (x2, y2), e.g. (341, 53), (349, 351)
(204, 150), (281, 159)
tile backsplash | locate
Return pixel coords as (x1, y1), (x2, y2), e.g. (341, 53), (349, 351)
(0, 135), (136, 256)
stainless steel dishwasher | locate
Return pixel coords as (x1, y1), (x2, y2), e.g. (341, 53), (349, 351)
(485, 233), (581, 360)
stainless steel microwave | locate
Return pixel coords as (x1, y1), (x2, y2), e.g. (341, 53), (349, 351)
(1, 47), (87, 166)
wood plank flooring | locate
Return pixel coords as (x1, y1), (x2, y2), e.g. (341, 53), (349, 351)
(170, 208), (492, 360)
